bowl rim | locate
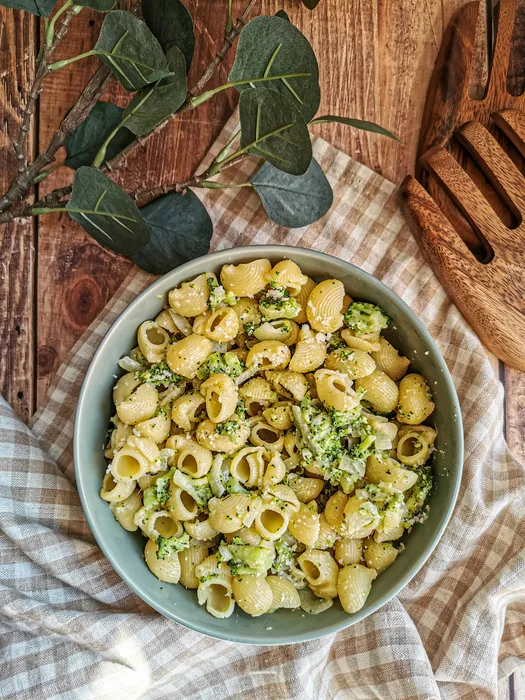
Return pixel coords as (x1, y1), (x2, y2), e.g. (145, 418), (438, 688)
(74, 244), (464, 645)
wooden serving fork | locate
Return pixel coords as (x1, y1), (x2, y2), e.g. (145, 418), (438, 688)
(400, 0), (525, 371)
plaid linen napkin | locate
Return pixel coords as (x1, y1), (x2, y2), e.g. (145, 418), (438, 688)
(1, 118), (524, 700)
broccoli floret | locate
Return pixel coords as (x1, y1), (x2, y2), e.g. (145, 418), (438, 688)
(403, 467), (433, 524)
(220, 542), (274, 575)
(348, 434), (376, 460)
(343, 302), (391, 336)
(330, 407), (362, 435)
(259, 286), (300, 320)
(243, 321), (258, 336)
(236, 399), (248, 420)
(271, 538), (296, 574)
(196, 351), (244, 381)
(156, 532), (190, 559)
(136, 362), (183, 387)
(215, 420), (241, 441)
(153, 468), (174, 505)
(327, 332), (348, 351)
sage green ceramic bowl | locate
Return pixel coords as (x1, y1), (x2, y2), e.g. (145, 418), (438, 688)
(74, 245), (463, 644)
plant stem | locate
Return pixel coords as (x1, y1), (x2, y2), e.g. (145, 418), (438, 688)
(33, 160), (66, 183)
(133, 153), (250, 204)
(48, 50), (96, 72)
(104, 0), (259, 173)
(189, 72), (310, 108)
(200, 181), (252, 189)
(0, 3), (78, 212)
(225, 0), (233, 36)
(45, 0), (74, 47)
(31, 206), (136, 221)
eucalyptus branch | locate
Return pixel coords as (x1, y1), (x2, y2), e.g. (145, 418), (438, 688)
(105, 0), (258, 173)
(133, 153), (250, 204)
(0, 65), (111, 213)
(0, 4), (76, 211)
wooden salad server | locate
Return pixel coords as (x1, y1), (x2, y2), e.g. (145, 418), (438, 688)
(400, 0), (525, 371)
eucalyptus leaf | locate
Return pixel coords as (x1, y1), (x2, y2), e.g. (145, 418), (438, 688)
(67, 167), (150, 255)
(65, 102), (134, 169)
(122, 46), (187, 137)
(310, 115), (401, 142)
(74, 0), (115, 12)
(239, 87), (312, 176)
(94, 10), (171, 91)
(133, 191), (212, 274)
(141, 0), (195, 73)
(301, 0), (321, 8)
(0, 0), (55, 15)
(275, 10), (289, 21)
(229, 15), (320, 122)
(251, 158), (333, 228)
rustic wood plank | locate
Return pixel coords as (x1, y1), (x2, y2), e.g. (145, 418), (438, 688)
(0, 8), (37, 422)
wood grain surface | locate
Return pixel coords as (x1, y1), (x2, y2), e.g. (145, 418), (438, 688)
(0, 1), (523, 695)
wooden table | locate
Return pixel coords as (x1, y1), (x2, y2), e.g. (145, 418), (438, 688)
(0, 0), (523, 695)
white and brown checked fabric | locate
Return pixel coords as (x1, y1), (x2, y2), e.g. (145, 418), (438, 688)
(1, 118), (524, 700)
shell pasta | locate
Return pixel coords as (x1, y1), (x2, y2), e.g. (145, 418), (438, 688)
(102, 259), (437, 619)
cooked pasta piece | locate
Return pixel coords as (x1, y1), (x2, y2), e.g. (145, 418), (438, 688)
(110, 489), (142, 531)
(355, 369), (399, 414)
(254, 320), (299, 346)
(397, 373), (435, 424)
(371, 337), (410, 380)
(246, 341), (291, 370)
(265, 260), (309, 296)
(341, 328), (381, 353)
(171, 392), (206, 431)
(145, 538), (182, 584)
(202, 307), (240, 342)
(306, 279), (346, 333)
(335, 537), (363, 566)
(232, 573), (273, 616)
(295, 277), (317, 324)
(262, 402), (294, 430)
(220, 259), (271, 297)
(314, 369), (360, 411)
(250, 420), (284, 452)
(168, 273), (210, 317)
(337, 564), (377, 613)
(201, 373), (238, 424)
(230, 446), (265, 488)
(363, 538), (399, 573)
(288, 502), (320, 547)
(100, 473), (136, 502)
(289, 325), (327, 373)
(324, 347), (376, 380)
(137, 321), (170, 363)
(265, 370), (308, 401)
(116, 383), (158, 425)
(266, 575), (301, 612)
(179, 542), (209, 589)
(288, 475), (324, 503)
(196, 417), (250, 453)
(166, 435), (213, 477)
(298, 550), (339, 599)
(366, 454), (418, 492)
(166, 334), (213, 379)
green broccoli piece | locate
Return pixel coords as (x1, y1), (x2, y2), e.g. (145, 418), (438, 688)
(327, 332), (348, 351)
(156, 532), (190, 560)
(343, 302), (391, 336)
(136, 362), (183, 387)
(258, 286), (301, 320)
(196, 351), (244, 381)
(403, 466), (433, 524)
(243, 321), (258, 336)
(270, 538), (296, 574)
(153, 468), (175, 505)
(215, 420), (242, 441)
(330, 407), (362, 435)
(221, 543), (274, 575)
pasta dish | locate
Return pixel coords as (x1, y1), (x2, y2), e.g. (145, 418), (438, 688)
(101, 259), (436, 618)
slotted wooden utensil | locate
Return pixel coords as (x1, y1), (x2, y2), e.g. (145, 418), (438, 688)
(400, 0), (525, 370)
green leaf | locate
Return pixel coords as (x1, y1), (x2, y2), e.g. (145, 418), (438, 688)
(301, 0), (321, 8)
(94, 10), (171, 91)
(67, 167), (150, 255)
(275, 10), (289, 21)
(74, 0), (115, 12)
(0, 0), (56, 15)
(239, 87), (312, 176)
(132, 191), (213, 274)
(251, 158), (333, 228)
(229, 15), (320, 122)
(141, 0), (195, 73)
(65, 102), (134, 169)
(122, 46), (187, 137)
(310, 115), (401, 143)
